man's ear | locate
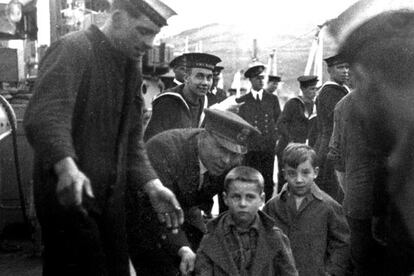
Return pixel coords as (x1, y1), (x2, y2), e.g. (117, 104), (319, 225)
(222, 192), (229, 207)
(183, 70), (191, 83)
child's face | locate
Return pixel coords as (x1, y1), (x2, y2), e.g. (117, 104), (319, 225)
(223, 180), (265, 228)
(284, 159), (319, 197)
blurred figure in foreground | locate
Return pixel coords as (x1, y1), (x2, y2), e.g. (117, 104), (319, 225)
(337, 9), (414, 275)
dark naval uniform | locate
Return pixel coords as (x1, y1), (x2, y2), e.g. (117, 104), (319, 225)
(315, 81), (349, 202)
(237, 91), (281, 200)
(276, 96), (317, 151)
(207, 87), (227, 107)
(144, 84), (207, 141)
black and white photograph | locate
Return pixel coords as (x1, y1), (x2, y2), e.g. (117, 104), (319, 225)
(0, 0), (414, 275)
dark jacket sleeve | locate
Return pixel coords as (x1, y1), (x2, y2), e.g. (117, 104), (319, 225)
(127, 89), (158, 188)
(146, 136), (192, 254)
(326, 200), (350, 276)
(144, 97), (186, 141)
(328, 103), (345, 172)
(273, 95), (282, 126)
(277, 99), (297, 140)
(318, 88), (346, 137)
(23, 37), (89, 168)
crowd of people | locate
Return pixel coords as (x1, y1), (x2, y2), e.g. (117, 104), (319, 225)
(22, 0), (414, 275)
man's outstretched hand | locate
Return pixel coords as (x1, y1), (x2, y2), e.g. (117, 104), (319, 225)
(144, 179), (184, 233)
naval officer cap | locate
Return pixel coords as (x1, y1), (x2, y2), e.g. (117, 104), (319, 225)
(297, 75), (318, 87)
(204, 108), (261, 154)
(324, 53), (348, 67)
(268, 75), (282, 82)
(244, 63), (266, 78)
(182, 53), (222, 71)
(114, 0), (177, 27)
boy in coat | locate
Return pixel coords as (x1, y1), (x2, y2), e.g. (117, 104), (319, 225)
(195, 166), (298, 276)
(264, 143), (350, 276)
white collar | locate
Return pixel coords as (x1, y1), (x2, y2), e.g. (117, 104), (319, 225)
(321, 80), (350, 93)
(211, 87), (217, 95)
(250, 89), (263, 100)
(173, 79), (183, 86)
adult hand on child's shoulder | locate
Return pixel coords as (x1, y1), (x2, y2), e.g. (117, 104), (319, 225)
(178, 246), (196, 275)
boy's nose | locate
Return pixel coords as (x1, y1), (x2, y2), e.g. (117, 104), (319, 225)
(296, 174), (304, 182)
(239, 197), (248, 207)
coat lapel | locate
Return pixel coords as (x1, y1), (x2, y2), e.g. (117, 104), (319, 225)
(250, 221), (278, 275)
(202, 233), (240, 275)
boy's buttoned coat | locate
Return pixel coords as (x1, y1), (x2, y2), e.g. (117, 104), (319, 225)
(195, 211), (298, 276)
(263, 184), (350, 276)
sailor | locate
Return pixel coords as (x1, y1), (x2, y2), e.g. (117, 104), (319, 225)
(207, 65), (227, 106)
(144, 52), (221, 141)
(314, 54), (350, 202)
(266, 75), (282, 94)
(237, 63), (282, 201)
(165, 54), (186, 89)
(277, 75), (318, 148)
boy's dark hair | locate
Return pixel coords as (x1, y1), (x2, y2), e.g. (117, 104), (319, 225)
(283, 143), (318, 169)
(224, 166), (264, 193)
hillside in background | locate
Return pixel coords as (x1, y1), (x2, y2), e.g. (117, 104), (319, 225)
(162, 23), (338, 98)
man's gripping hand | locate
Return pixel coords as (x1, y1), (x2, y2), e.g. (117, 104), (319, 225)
(54, 157), (94, 210)
(144, 179), (184, 233)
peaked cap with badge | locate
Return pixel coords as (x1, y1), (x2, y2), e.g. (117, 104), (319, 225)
(204, 108), (260, 154)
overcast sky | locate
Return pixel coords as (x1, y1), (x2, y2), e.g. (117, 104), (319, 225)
(158, 0), (360, 38)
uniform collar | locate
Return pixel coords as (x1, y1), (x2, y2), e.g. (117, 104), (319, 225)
(173, 78), (183, 86)
(322, 80), (351, 93)
(250, 89), (263, 101)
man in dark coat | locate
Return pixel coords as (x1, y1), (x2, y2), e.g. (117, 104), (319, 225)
(237, 63), (281, 201)
(275, 75), (318, 191)
(336, 10), (414, 275)
(314, 54), (350, 202)
(23, 1), (183, 275)
(128, 108), (260, 275)
(207, 65), (227, 107)
(328, 92), (386, 275)
(277, 75), (318, 150)
(144, 52), (221, 141)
